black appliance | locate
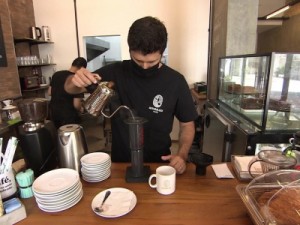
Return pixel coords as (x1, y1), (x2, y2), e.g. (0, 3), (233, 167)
(20, 76), (40, 90)
(17, 98), (58, 177)
(18, 121), (57, 177)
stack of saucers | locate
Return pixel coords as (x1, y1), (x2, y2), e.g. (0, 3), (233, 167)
(32, 168), (83, 213)
(80, 152), (111, 182)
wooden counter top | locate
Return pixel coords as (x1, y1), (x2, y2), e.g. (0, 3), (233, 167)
(18, 163), (253, 225)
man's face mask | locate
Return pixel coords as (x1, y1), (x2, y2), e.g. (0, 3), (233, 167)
(131, 58), (160, 77)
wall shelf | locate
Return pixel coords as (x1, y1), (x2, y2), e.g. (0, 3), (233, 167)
(14, 38), (53, 45)
(18, 63), (56, 68)
(21, 84), (49, 92)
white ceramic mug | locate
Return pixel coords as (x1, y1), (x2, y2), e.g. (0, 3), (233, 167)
(148, 166), (176, 195)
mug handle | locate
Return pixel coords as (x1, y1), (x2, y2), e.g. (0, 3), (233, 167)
(148, 174), (157, 188)
(248, 156), (262, 178)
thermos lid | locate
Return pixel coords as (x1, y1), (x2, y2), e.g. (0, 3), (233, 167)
(59, 124), (81, 133)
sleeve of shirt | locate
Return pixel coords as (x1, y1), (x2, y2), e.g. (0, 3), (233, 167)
(175, 76), (198, 122)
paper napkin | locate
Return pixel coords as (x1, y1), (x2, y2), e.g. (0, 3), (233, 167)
(211, 163), (234, 179)
(101, 191), (134, 216)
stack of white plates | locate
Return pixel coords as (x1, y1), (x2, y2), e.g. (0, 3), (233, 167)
(32, 168), (83, 213)
(80, 152), (111, 182)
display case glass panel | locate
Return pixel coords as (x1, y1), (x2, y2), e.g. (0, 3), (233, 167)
(217, 52), (300, 131)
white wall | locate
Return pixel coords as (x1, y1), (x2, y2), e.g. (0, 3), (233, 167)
(33, 0), (210, 140)
(33, 0), (209, 84)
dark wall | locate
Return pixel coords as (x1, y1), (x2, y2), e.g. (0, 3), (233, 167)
(0, 0), (21, 101)
(0, 0), (37, 101)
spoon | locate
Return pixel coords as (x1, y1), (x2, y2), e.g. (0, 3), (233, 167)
(94, 190), (111, 213)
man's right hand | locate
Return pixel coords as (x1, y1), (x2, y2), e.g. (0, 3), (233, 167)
(72, 68), (101, 88)
(65, 68), (101, 94)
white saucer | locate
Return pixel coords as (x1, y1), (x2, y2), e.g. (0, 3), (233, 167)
(91, 187), (137, 218)
(2, 105), (16, 110)
(38, 190), (83, 213)
(40, 84), (48, 87)
(81, 152), (110, 165)
(33, 168), (79, 194)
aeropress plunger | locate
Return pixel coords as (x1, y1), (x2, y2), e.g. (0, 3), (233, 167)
(125, 117), (151, 182)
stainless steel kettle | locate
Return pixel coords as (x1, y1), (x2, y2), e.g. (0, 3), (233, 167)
(58, 124), (88, 172)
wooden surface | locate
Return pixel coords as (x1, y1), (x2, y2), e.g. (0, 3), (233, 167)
(18, 163), (254, 225)
(190, 89), (207, 100)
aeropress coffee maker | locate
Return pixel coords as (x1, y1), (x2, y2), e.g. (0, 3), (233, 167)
(124, 117), (151, 182)
(84, 81), (150, 182)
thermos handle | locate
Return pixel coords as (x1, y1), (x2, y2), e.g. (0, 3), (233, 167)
(58, 133), (70, 146)
(35, 27), (42, 39)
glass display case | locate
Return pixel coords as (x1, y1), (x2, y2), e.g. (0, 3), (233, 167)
(218, 52), (300, 131)
(202, 52), (300, 162)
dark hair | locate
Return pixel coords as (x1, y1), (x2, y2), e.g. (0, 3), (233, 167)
(72, 57), (87, 68)
(127, 16), (168, 55)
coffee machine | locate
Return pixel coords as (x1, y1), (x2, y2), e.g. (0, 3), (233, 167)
(17, 98), (58, 177)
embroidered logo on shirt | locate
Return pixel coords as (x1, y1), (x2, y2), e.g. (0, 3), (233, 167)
(149, 95), (164, 113)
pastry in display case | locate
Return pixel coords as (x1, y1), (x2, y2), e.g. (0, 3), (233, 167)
(217, 52), (300, 131)
(202, 52), (300, 162)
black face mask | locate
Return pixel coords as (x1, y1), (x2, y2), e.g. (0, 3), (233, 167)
(131, 59), (160, 77)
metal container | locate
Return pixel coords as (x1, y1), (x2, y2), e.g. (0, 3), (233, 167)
(83, 81), (114, 117)
(41, 26), (51, 41)
(58, 124), (88, 173)
(17, 98), (48, 131)
(17, 98), (48, 123)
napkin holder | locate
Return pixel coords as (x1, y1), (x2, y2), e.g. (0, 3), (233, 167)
(0, 200), (27, 224)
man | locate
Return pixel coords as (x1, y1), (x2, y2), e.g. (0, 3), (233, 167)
(48, 57), (87, 129)
(65, 17), (198, 174)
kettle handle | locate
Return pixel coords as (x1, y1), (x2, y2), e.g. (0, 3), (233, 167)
(58, 133), (70, 146)
(35, 27), (42, 39)
(248, 156), (262, 178)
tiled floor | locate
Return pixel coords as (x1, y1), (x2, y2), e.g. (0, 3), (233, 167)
(80, 114), (107, 153)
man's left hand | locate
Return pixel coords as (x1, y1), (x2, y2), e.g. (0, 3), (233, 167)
(161, 155), (186, 174)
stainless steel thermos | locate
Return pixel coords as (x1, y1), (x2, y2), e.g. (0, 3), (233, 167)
(30, 27), (42, 40)
(30, 26), (51, 41)
(58, 124), (88, 172)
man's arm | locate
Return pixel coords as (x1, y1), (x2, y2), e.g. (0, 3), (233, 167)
(47, 86), (52, 96)
(177, 121), (195, 161)
(64, 68), (101, 94)
(161, 121), (195, 174)
(64, 76), (86, 94)
(73, 98), (83, 112)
